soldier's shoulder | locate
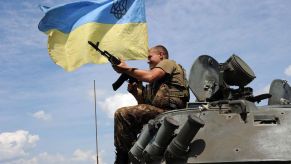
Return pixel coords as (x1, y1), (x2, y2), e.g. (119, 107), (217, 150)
(161, 59), (177, 65)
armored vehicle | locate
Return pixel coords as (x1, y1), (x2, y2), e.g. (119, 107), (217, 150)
(128, 55), (291, 164)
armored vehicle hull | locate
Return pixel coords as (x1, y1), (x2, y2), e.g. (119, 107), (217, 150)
(154, 103), (291, 163)
(128, 55), (291, 164)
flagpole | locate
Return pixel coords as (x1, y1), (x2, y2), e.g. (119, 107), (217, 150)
(94, 80), (99, 164)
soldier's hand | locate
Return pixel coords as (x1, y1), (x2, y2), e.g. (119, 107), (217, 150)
(127, 82), (138, 95)
(128, 81), (144, 104)
(112, 58), (129, 73)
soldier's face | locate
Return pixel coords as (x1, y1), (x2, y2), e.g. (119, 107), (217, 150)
(148, 48), (163, 69)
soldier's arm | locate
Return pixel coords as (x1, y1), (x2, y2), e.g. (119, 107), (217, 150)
(112, 60), (166, 83)
(124, 68), (166, 83)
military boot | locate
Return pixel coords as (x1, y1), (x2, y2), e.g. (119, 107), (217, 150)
(114, 150), (129, 164)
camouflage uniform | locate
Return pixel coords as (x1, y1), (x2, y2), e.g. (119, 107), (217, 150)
(114, 59), (189, 164)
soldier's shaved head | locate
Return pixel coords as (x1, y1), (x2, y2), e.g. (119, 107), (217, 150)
(153, 45), (169, 59)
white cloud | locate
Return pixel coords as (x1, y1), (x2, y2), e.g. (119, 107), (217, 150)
(98, 93), (137, 118)
(4, 149), (105, 164)
(96, 150), (106, 164)
(32, 110), (52, 121)
(72, 149), (107, 164)
(0, 130), (39, 161)
(72, 149), (95, 161)
(6, 152), (66, 164)
(284, 65), (291, 76)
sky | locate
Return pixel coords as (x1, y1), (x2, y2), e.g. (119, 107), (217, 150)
(0, 0), (291, 163)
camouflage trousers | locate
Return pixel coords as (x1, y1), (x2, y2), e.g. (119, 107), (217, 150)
(114, 104), (164, 154)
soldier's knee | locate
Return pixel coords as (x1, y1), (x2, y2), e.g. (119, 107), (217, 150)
(114, 107), (126, 119)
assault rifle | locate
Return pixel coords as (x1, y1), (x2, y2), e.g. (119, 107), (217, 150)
(88, 41), (138, 91)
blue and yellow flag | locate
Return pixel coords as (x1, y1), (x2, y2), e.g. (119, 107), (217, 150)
(38, 0), (148, 71)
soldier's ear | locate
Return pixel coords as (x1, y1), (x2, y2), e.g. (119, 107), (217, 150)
(159, 51), (165, 59)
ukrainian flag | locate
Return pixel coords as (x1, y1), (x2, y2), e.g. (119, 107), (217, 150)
(38, 0), (148, 71)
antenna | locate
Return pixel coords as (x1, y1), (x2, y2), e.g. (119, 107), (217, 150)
(94, 80), (99, 164)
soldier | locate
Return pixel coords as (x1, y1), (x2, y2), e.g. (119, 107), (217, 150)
(112, 45), (189, 164)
